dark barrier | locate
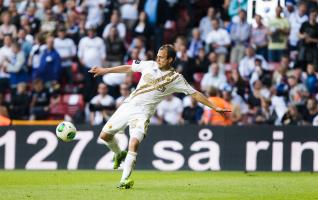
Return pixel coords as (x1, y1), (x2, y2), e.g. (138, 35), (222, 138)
(0, 125), (317, 171)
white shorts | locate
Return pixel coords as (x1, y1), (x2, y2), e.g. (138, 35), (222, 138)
(102, 103), (150, 142)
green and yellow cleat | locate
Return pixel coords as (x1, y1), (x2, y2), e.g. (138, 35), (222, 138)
(113, 151), (127, 169)
(117, 179), (134, 189)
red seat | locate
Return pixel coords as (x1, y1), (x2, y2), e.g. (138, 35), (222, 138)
(193, 72), (204, 91)
(49, 96), (67, 120)
(62, 94), (85, 116)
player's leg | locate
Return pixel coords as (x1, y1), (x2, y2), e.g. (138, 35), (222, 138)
(100, 132), (120, 154)
(117, 137), (139, 189)
(117, 118), (149, 189)
(120, 137), (139, 180)
(100, 105), (129, 169)
(100, 131), (128, 169)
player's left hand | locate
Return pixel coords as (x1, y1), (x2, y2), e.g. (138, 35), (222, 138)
(215, 107), (231, 117)
(88, 67), (107, 77)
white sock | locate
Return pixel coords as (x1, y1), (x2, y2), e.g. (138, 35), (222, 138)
(105, 137), (121, 155)
(120, 151), (137, 182)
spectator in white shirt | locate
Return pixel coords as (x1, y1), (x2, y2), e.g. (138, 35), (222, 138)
(78, 27), (106, 101)
(157, 95), (184, 125)
(78, 27), (106, 68)
(199, 7), (220, 41)
(288, 2), (308, 51)
(89, 83), (115, 125)
(119, 0), (138, 30)
(238, 46), (268, 80)
(54, 27), (76, 84)
(201, 63), (227, 92)
(0, 11), (17, 40)
(81, 0), (105, 29)
(0, 35), (14, 68)
(102, 12), (126, 40)
(205, 18), (230, 63)
(0, 35), (12, 92)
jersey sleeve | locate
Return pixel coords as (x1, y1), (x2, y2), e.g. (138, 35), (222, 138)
(131, 60), (154, 73)
(173, 75), (197, 95)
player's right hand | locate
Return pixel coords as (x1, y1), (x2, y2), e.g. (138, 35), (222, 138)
(88, 67), (106, 77)
(215, 107), (231, 118)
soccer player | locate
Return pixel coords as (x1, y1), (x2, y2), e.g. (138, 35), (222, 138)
(88, 44), (230, 189)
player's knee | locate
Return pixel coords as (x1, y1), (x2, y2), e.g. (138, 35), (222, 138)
(129, 137), (140, 152)
(99, 131), (113, 142)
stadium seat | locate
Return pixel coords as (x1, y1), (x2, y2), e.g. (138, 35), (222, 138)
(49, 96), (67, 120)
(193, 72), (204, 91)
(49, 94), (85, 119)
(62, 94), (85, 117)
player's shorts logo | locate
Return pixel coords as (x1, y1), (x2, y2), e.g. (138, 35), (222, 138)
(135, 60), (141, 64)
(130, 119), (138, 129)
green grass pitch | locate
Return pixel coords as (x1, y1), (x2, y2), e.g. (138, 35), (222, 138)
(0, 171), (317, 200)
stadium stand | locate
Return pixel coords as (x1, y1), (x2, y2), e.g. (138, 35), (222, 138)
(1, 0), (318, 126)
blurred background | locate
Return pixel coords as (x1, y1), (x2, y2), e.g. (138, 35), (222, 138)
(1, 0), (318, 127)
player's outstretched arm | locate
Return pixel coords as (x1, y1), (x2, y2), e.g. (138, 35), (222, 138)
(190, 91), (231, 115)
(88, 65), (133, 77)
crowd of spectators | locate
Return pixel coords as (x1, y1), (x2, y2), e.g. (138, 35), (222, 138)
(1, 0), (318, 126)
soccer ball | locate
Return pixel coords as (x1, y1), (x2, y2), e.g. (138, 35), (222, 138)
(56, 121), (77, 142)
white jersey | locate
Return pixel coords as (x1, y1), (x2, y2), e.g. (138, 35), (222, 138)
(123, 60), (196, 118)
(77, 36), (106, 68)
(54, 37), (76, 67)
